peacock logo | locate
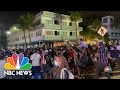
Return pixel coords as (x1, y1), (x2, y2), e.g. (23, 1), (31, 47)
(4, 53), (32, 70)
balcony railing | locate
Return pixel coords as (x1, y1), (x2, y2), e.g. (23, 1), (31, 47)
(42, 23), (83, 31)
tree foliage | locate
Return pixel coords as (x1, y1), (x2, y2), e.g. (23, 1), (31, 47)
(81, 18), (110, 43)
(69, 11), (81, 22)
(17, 12), (34, 30)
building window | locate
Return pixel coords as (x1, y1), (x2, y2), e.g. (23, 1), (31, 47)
(69, 22), (72, 26)
(55, 31), (57, 35)
(72, 32), (76, 36)
(45, 19), (53, 24)
(15, 38), (19, 41)
(110, 18), (114, 24)
(103, 17), (108, 23)
(54, 20), (59, 25)
(36, 31), (41, 36)
(57, 32), (59, 35)
(115, 33), (117, 37)
(48, 20), (53, 24)
(70, 32), (72, 36)
(46, 31), (51, 35)
(78, 23), (81, 27)
(54, 31), (59, 35)
(72, 23), (75, 26)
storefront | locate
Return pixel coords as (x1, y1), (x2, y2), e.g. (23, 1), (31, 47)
(53, 42), (64, 47)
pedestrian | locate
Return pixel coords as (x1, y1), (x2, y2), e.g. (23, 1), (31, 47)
(95, 42), (111, 79)
(54, 49), (71, 79)
(30, 49), (41, 79)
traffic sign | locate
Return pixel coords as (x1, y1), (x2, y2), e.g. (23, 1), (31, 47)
(97, 26), (107, 36)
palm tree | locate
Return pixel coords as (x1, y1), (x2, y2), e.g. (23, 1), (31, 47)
(18, 12), (34, 50)
(113, 17), (120, 42)
(69, 11), (81, 44)
(25, 13), (34, 48)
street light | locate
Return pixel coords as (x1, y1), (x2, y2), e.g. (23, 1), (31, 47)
(6, 31), (11, 35)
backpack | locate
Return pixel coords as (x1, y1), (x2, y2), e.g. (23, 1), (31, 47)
(60, 68), (74, 79)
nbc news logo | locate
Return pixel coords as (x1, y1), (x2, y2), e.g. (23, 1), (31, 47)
(4, 54), (32, 76)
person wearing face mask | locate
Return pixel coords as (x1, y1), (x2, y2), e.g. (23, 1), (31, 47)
(54, 49), (70, 79)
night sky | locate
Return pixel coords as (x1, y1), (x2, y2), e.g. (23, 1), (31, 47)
(0, 11), (38, 30)
(1, 11), (120, 31)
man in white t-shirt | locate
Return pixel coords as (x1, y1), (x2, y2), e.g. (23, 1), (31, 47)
(0, 55), (6, 79)
(30, 50), (41, 79)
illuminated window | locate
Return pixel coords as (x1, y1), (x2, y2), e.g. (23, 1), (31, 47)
(46, 31), (51, 35)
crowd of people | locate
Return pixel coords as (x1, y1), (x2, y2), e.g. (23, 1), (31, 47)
(0, 39), (120, 79)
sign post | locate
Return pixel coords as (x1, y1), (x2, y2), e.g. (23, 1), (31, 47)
(98, 26), (108, 43)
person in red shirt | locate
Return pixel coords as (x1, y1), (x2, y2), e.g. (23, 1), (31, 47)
(70, 48), (74, 59)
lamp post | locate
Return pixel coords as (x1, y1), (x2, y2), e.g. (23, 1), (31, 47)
(6, 31), (11, 35)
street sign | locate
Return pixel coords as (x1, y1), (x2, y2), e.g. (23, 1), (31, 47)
(97, 26), (107, 36)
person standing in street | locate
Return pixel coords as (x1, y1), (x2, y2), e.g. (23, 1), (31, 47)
(54, 49), (70, 79)
(95, 42), (111, 79)
(30, 50), (41, 79)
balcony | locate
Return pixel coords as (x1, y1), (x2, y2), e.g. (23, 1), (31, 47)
(44, 35), (62, 41)
(63, 36), (83, 40)
(62, 26), (83, 31)
(42, 23), (83, 31)
(44, 35), (83, 41)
